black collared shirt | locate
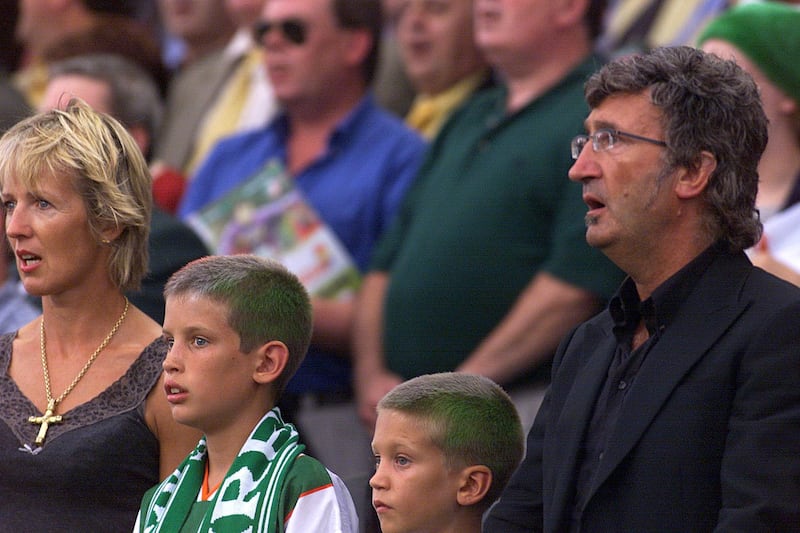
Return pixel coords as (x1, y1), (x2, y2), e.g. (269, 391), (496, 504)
(570, 242), (722, 529)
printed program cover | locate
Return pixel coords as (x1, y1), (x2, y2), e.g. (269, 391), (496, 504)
(186, 159), (361, 299)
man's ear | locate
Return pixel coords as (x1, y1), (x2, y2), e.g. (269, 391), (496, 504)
(253, 340), (289, 385)
(553, 0), (590, 31)
(343, 29), (373, 73)
(128, 124), (151, 157)
(675, 150), (716, 200)
(455, 465), (493, 507)
(779, 93), (798, 116)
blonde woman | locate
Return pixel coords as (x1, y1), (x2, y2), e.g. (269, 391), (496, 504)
(0, 100), (201, 531)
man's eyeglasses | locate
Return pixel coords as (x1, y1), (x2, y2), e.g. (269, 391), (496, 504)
(253, 18), (308, 46)
(571, 129), (667, 160)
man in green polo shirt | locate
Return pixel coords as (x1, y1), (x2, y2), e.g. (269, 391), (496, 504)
(354, 0), (623, 432)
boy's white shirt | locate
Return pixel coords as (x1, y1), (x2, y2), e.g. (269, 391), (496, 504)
(284, 470), (359, 533)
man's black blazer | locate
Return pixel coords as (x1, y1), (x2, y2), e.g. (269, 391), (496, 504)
(485, 250), (800, 532)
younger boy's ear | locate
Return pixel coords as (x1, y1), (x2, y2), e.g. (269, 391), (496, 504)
(253, 341), (289, 385)
(456, 465), (492, 507)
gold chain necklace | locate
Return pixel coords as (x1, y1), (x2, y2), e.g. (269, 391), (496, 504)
(28, 298), (129, 446)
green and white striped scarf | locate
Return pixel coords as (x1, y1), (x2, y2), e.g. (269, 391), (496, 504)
(139, 408), (304, 532)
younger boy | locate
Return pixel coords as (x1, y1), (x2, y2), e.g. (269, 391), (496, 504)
(370, 372), (524, 533)
(135, 255), (358, 532)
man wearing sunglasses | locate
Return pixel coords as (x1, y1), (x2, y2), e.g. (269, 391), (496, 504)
(486, 46), (800, 532)
(177, 0), (427, 488)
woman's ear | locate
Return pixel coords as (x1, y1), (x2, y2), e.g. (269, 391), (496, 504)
(99, 225), (124, 245)
(253, 340), (289, 385)
(455, 465), (493, 507)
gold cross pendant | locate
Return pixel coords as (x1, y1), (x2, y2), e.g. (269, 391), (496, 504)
(28, 399), (63, 445)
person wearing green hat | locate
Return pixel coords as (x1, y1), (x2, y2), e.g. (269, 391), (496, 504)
(698, 1), (800, 285)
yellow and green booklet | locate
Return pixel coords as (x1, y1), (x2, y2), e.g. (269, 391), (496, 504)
(186, 159), (361, 299)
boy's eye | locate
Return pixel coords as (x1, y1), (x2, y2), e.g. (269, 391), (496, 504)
(395, 456), (410, 467)
(165, 337), (174, 349)
(193, 337), (209, 347)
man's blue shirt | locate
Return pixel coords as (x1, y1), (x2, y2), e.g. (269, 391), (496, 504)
(179, 93), (427, 393)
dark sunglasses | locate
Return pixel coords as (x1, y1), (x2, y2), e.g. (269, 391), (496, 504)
(253, 18), (308, 46)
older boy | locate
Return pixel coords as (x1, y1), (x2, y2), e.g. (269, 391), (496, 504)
(135, 255), (358, 532)
(370, 373), (524, 533)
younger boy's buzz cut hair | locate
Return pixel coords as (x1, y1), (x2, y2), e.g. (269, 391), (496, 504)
(377, 372), (524, 508)
(164, 254), (313, 399)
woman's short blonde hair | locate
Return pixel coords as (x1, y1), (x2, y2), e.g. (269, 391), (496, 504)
(0, 98), (152, 291)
